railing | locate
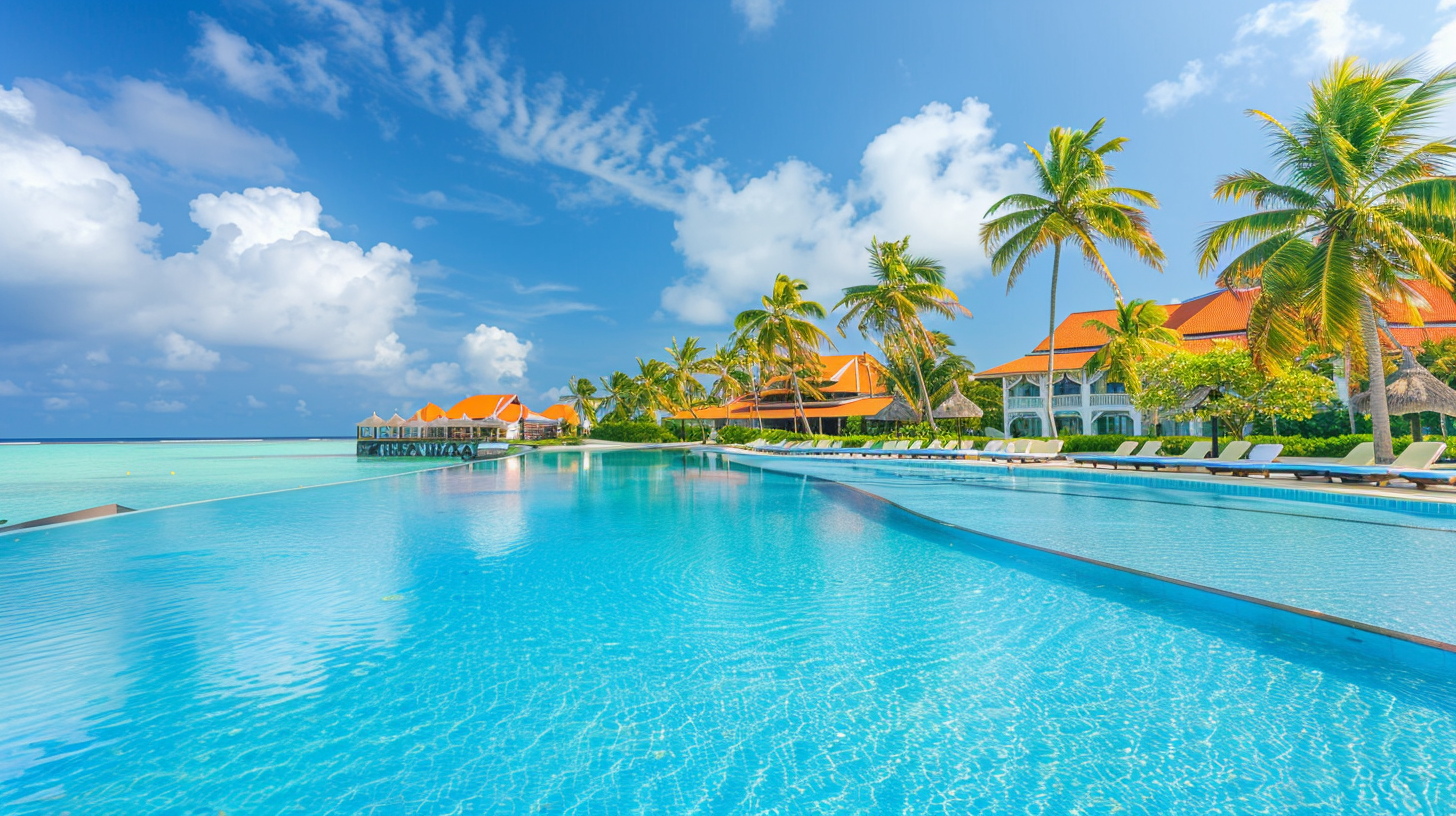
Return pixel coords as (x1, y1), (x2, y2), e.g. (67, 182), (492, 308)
(1089, 393), (1132, 407)
(1050, 395), (1083, 408)
(1006, 396), (1043, 410)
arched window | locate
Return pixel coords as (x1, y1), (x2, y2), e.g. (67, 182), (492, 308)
(1054, 412), (1083, 435)
(1009, 414), (1042, 437)
(1009, 381), (1041, 398)
(1053, 376), (1081, 396)
(1095, 413), (1135, 435)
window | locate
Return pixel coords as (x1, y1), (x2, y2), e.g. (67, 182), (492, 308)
(1009, 381), (1040, 398)
(1009, 414), (1043, 437)
(1095, 413), (1135, 435)
(1053, 377), (1081, 396)
(1054, 412), (1083, 435)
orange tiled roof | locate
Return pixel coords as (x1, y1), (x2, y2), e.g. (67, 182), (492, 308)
(1166, 289), (1256, 337)
(668, 395), (894, 421)
(978, 351), (1098, 378)
(763, 353), (885, 395)
(1031, 309), (1118, 353)
(446, 395), (527, 422)
(540, 403), (581, 425)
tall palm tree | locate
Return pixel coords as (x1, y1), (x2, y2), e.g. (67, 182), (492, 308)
(1082, 299), (1182, 394)
(836, 236), (970, 430)
(980, 119), (1166, 437)
(664, 337), (712, 439)
(564, 376), (600, 431)
(598, 370), (638, 422)
(705, 340), (751, 407)
(1197, 58), (1456, 462)
(734, 274), (835, 433)
(634, 357), (672, 425)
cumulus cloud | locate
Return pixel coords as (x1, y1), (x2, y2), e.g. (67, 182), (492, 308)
(1145, 60), (1211, 114)
(191, 17), (349, 115)
(0, 84), (420, 376)
(295, 399), (311, 416)
(732, 0), (785, 32)
(15, 77), (295, 181)
(43, 396), (82, 410)
(246, 394), (267, 408)
(154, 332), (221, 371)
(459, 324), (531, 390)
(665, 99), (1027, 322)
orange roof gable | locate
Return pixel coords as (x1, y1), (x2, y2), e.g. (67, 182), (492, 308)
(669, 396), (894, 421)
(446, 395), (526, 422)
(540, 403), (581, 425)
(1166, 289), (1256, 337)
(409, 402), (447, 422)
(1031, 309), (1118, 353)
(978, 351), (1098, 378)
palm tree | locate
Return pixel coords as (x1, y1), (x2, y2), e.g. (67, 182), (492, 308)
(634, 357), (671, 425)
(664, 336), (712, 440)
(734, 274), (835, 433)
(564, 376), (600, 431)
(705, 341), (751, 407)
(1196, 58), (1456, 462)
(836, 237), (970, 430)
(598, 370), (638, 422)
(1082, 299), (1182, 394)
(980, 119), (1166, 437)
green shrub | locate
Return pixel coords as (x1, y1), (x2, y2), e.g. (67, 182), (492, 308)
(589, 422), (679, 443)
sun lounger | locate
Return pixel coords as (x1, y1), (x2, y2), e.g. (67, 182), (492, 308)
(1391, 468), (1456, 488)
(1302, 441), (1449, 485)
(1200, 443), (1283, 475)
(977, 438), (1039, 462)
(1001, 439), (1065, 463)
(1072, 440), (1164, 468)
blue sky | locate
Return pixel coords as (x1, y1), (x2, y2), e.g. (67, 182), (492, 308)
(0, 0), (1451, 437)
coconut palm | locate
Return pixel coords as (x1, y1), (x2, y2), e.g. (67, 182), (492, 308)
(1197, 58), (1456, 462)
(598, 370), (639, 422)
(705, 340), (751, 407)
(734, 274), (835, 433)
(1082, 299), (1182, 394)
(564, 376), (600, 431)
(634, 357), (672, 425)
(980, 119), (1166, 437)
(664, 337), (712, 439)
(836, 237), (970, 430)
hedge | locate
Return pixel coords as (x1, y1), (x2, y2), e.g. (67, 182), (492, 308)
(589, 422), (680, 443)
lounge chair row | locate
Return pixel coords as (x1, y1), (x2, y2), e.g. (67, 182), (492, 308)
(736, 438), (1066, 463)
(1070, 440), (1453, 487)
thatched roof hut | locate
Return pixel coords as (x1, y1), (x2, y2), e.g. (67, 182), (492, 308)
(870, 395), (922, 423)
(1351, 347), (1456, 417)
(357, 412), (386, 428)
(932, 382), (983, 420)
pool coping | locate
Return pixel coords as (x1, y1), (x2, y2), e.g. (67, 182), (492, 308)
(719, 450), (1456, 676)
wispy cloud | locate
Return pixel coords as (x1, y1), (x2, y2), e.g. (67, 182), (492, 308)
(732, 0), (785, 33)
(191, 16), (349, 116)
(1145, 60), (1211, 115)
(509, 279), (577, 295)
(399, 187), (538, 224)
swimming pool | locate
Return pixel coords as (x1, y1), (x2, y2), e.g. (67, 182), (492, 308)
(4, 449), (1456, 812)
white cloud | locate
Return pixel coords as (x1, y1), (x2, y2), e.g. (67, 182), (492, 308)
(459, 324), (531, 390)
(399, 187), (536, 224)
(1145, 60), (1212, 114)
(145, 399), (187, 413)
(1146, 0), (1398, 116)
(412, 215), (436, 229)
(0, 84), (424, 383)
(295, 399), (311, 416)
(154, 332), (221, 371)
(402, 361), (463, 393)
(539, 385), (570, 405)
(664, 98), (1027, 323)
(191, 17), (348, 115)
(246, 394), (267, 408)
(15, 77), (295, 181)
(732, 0), (785, 32)
(85, 349), (109, 364)
(0, 380), (22, 396)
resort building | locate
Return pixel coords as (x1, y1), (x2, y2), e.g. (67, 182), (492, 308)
(671, 353), (894, 435)
(978, 282), (1456, 438)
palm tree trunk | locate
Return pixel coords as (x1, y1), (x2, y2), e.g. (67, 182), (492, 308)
(791, 372), (812, 434)
(1344, 352), (1357, 433)
(1359, 294), (1394, 463)
(1045, 241), (1062, 439)
(901, 324), (938, 431)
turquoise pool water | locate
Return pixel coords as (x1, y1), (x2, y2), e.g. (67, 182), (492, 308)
(0, 440), (449, 525)
(4, 449), (1456, 813)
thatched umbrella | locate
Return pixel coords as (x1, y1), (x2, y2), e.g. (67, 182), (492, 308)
(932, 382), (983, 444)
(1351, 347), (1456, 440)
(870, 394), (922, 436)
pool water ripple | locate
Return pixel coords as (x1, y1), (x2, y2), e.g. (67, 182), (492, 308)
(2, 450), (1456, 813)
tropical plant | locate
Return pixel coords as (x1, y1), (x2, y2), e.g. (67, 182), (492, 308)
(1082, 298), (1182, 394)
(598, 370), (639, 422)
(1133, 342), (1336, 439)
(634, 357), (672, 425)
(980, 118), (1166, 437)
(564, 377), (600, 430)
(733, 274), (835, 433)
(663, 336), (712, 439)
(1196, 58), (1456, 462)
(705, 340), (752, 407)
(836, 236), (970, 429)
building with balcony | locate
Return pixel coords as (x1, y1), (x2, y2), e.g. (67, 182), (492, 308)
(978, 282), (1456, 438)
